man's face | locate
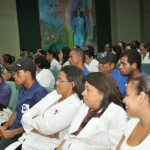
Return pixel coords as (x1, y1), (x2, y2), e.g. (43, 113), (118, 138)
(85, 55), (93, 65)
(99, 63), (114, 73)
(14, 70), (28, 85)
(46, 53), (53, 61)
(119, 56), (133, 75)
(140, 46), (147, 56)
(69, 51), (80, 66)
(105, 44), (110, 52)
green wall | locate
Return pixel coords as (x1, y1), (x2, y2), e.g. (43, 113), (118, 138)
(95, 0), (112, 52)
(16, 0), (41, 54)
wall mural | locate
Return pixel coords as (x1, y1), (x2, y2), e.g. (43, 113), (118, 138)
(38, 0), (97, 52)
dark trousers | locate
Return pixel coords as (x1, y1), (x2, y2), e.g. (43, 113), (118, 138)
(0, 135), (21, 150)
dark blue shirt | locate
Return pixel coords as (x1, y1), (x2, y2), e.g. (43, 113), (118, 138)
(0, 77), (11, 107)
(10, 80), (48, 129)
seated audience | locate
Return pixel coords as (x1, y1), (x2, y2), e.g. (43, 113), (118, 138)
(0, 54), (15, 81)
(125, 43), (137, 51)
(58, 47), (70, 66)
(46, 49), (61, 70)
(69, 48), (89, 76)
(0, 57), (48, 150)
(34, 56), (55, 88)
(139, 43), (150, 63)
(84, 49), (99, 72)
(5, 65), (85, 150)
(116, 75), (150, 150)
(0, 66), (11, 110)
(56, 72), (127, 150)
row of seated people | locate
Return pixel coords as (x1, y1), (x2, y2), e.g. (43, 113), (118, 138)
(98, 41), (150, 63)
(0, 57), (150, 149)
(40, 47), (149, 97)
(0, 43), (150, 76)
(1, 40), (150, 81)
(0, 48), (149, 109)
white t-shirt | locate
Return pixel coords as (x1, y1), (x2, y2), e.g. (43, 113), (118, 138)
(50, 59), (61, 69)
(36, 69), (55, 88)
(63, 61), (70, 66)
(120, 118), (150, 150)
(85, 59), (99, 72)
(141, 53), (150, 64)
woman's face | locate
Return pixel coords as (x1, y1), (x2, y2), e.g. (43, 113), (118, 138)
(85, 54), (93, 65)
(58, 50), (63, 61)
(123, 82), (140, 116)
(105, 44), (110, 52)
(0, 57), (6, 67)
(82, 81), (104, 111)
(56, 71), (73, 98)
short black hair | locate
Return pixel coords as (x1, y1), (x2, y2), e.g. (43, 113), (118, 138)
(2, 54), (15, 64)
(84, 49), (95, 58)
(61, 65), (85, 99)
(120, 49), (141, 70)
(34, 56), (50, 69)
(72, 48), (85, 63)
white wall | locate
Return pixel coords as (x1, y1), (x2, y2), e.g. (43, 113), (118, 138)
(143, 0), (150, 42)
(0, 0), (20, 59)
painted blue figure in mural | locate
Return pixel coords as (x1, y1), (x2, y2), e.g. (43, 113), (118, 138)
(80, 0), (94, 43)
(72, 8), (85, 48)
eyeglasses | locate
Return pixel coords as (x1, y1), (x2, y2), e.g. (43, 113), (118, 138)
(57, 79), (73, 83)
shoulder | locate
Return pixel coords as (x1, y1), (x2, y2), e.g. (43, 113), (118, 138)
(40, 69), (54, 76)
(106, 103), (127, 118)
(141, 71), (148, 75)
(32, 81), (48, 94)
(112, 69), (125, 78)
(52, 59), (60, 64)
(112, 69), (128, 83)
(91, 59), (99, 65)
(83, 66), (90, 76)
(63, 61), (70, 66)
(124, 117), (140, 136)
(1, 81), (11, 91)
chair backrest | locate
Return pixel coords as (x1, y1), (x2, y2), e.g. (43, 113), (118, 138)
(141, 64), (150, 74)
(6, 81), (18, 112)
(45, 87), (55, 93)
(50, 69), (60, 81)
(116, 63), (120, 69)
